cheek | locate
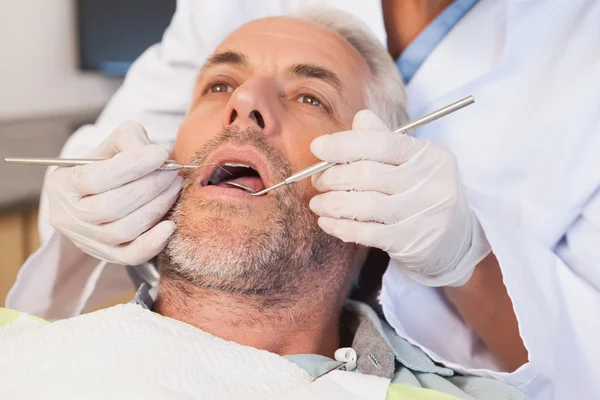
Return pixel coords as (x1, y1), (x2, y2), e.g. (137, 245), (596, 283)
(280, 118), (346, 171)
(170, 112), (222, 163)
(303, 181), (322, 201)
(280, 126), (343, 204)
(170, 139), (191, 164)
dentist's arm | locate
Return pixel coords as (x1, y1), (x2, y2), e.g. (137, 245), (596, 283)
(443, 252), (528, 371)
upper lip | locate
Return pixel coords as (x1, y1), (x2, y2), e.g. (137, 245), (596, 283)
(197, 145), (274, 187)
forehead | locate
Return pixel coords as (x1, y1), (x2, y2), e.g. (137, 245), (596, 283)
(214, 16), (370, 85)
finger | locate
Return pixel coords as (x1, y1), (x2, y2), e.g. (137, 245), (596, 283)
(80, 220), (177, 266)
(310, 191), (399, 224)
(352, 109), (390, 131)
(310, 169), (324, 191)
(63, 144), (169, 195)
(317, 216), (439, 257)
(75, 170), (181, 224)
(311, 182), (456, 226)
(312, 160), (426, 195)
(85, 122), (150, 158)
(114, 220), (178, 265)
(317, 216), (393, 250)
(311, 129), (426, 165)
(71, 176), (182, 245)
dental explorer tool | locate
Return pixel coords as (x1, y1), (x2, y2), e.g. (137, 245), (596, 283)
(226, 95), (475, 196)
(3, 158), (232, 174)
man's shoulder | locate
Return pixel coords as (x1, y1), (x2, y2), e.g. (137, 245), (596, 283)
(344, 300), (526, 400)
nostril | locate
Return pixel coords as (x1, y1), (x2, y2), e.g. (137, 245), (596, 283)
(230, 109), (238, 124)
(251, 110), (265, 129)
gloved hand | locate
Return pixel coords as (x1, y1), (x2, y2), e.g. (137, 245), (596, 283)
(45, 122), (183, 265)
(309, 110), (491, 287)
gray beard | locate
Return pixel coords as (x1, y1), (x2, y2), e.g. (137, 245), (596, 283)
(158, 127), (349, 298)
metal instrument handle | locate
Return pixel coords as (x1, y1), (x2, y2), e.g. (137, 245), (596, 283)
(4, 157), (183, 171)
(4, 157), (100, 167)
(283, 95), (475, 184)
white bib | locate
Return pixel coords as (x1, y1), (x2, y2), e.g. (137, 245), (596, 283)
(0, 304), (390, 400)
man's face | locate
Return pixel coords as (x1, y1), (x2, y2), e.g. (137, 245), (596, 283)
(161, 17), (371, 295)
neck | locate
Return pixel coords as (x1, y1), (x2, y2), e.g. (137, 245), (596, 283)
(382, 0), (454, 59)
(153, 270), (351, 358)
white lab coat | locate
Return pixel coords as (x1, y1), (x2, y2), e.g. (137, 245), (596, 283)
(7, 0), (600, 398)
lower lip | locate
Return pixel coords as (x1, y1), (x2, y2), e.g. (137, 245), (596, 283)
(199, 185), (256, 199)
(196, 182), (263, 199)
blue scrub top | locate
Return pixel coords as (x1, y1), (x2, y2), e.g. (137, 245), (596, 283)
(396, 0), (479, 84)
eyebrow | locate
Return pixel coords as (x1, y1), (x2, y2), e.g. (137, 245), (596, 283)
(200, 50), (250, 73)
(198, 52), (344, 98)
(286, 64), (343, 95)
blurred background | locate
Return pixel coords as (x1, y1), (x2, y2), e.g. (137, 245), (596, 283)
(0, 0), (176, 306)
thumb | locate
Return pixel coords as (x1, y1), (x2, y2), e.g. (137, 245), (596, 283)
(87, 122), (151, 158)
(352, 109), (389, 131)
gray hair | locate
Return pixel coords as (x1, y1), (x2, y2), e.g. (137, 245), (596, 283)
(297, 8), (409, 129)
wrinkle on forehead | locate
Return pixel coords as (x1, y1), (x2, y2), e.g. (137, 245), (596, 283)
(215, 16), (372, 92)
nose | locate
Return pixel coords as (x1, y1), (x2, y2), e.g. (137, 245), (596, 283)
(222, 76), (280, 136)
(229, 109), (265, 129)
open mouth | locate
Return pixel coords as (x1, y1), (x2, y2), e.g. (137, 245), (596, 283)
(207, 162), (266, 193)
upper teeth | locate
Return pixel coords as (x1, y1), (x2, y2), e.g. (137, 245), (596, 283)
(208, 162), (255, 185)
(223, 162), (252, 168)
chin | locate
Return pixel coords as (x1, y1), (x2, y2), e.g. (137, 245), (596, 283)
(166, 194), (284, 257)
(158, 176), (338, 294)
(161, 211), (295, 294)
(181, 196), (275, 237)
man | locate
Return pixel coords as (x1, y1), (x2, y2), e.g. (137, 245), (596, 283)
(0, 13), (524, 400)
(9, 1), (600, 397)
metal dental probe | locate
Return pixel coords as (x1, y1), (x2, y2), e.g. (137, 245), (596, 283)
(3, 158), (233, 174)
(226, 95), (475, 196)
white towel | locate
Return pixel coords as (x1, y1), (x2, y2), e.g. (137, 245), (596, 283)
(0, 304), (390, 400)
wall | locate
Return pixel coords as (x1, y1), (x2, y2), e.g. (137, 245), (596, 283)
(0, 209), (39, 307)
(0, 207), (134, 310)
(0, 0), (124, 307)
(0, 0), (122, 120)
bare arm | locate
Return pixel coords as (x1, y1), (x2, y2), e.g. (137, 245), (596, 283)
(443, 252), (528, 371)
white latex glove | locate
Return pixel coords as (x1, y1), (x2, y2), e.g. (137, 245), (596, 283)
(309, 110), (491, 287)
(45, 122), (183, 265)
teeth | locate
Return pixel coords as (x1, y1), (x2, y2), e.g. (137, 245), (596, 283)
(223, 162), (252, 168)
(208, 162), (257, 185)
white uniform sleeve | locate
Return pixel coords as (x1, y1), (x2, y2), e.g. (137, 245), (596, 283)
(381, 187), (600, 398)
(554, 186), (600, 291)
(6, 0), (205, 318)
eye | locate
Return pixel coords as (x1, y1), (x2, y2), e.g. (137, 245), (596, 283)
(297, 94), (323, 108)
(208, 83), (234, 93)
